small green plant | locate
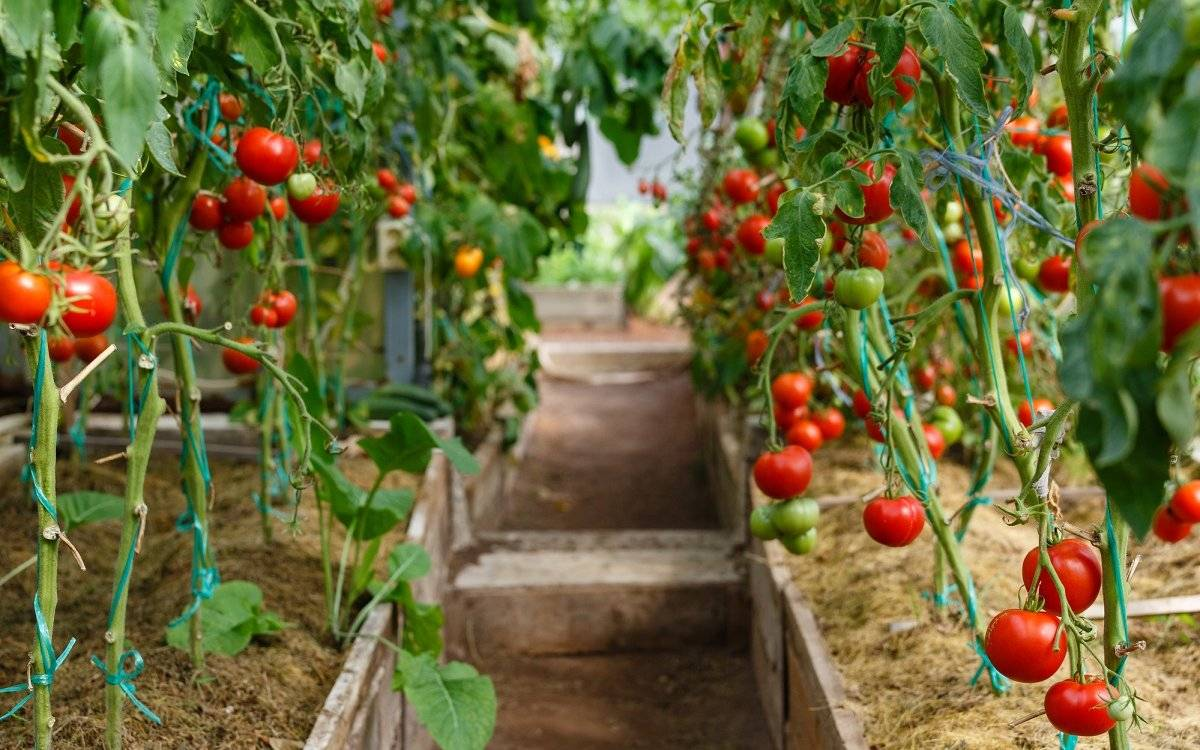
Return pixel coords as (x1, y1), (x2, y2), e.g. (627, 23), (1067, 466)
(165, 581), (287, 658)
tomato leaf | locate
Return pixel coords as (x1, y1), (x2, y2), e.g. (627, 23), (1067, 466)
(778, 54), (825, 132)
(100, 36), (159, 169)
(809, 20), (854, 58)
(2, 0), (48, 55)
(156, 0), (199, 75)
(1102, 0), (1184, 146)
(1001, 4), (1035, 113)
(918, 3), (989, 119)
(765, 189), (825, 303)
(891, 151), (934, 250)
(869, 16), (904, 73)
(8, 155), (63, 239)
(695, 40), (722, 131)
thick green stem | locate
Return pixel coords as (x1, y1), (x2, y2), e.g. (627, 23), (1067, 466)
(24, 337), (61, 750)
(1100, 509), (1132, 750)
(104, 228), (167, 749)
(1057, 0), (1105, 232)
(258, 378), (276, 544)
(294, 225), (326, 402)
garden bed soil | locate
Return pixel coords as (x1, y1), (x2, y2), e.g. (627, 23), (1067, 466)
(0, 454), (416, 749)
(497, 372), (717, 531)
(781, 435), (1200, 749)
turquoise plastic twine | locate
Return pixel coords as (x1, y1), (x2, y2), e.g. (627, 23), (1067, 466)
(1, 332), (77, 720)
(86, 333), (161, 724)
(158, 220), (220, 628)
(68, 380), (89, 458)
(1059, 732), (1079, 750)
(183, 80), (233, 170)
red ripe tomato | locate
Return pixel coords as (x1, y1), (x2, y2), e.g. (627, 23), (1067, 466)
(862, 495), (924, 546)
(250, 304), (278, 328)
(714, 248), (732, 270)
(754, 289), (776, 312)
(1045, 103), (1069, 129)
(1022, 539), (1102, 615)
(0, 264), (52, 324)
(745, 329), (768, 364)
(1039, 255), (1071, 293)
(74, 334), (109, 363)
(1042, 135), (1072, 178)
(951, 239), (982, 277)
(47, 336), (75, 363)
(853, 45), (921, 108)
(235, 127), (299, 186)
(375, 0), (394, 18)
(387, 195), (411, 218)
(289, 186), (341, 225)
(723, 169), (760, 205)
(701, 208), (722, 232)
(57, 122), (86, 155)
(685, 237), (703, 257)
(766, 182), (787, 216)
(1159, 274), (1200, 351)
(814, 408), (846, 440)
(983, 609), (1067, 683)
(269, 196), (287, 220)
(1169, 480), (1200, 523)
(61, 175), (81, 227)
(852, 388), (872, 419)
(1044, 678), (1118, 736)
(270, 290), (298, 326)
(1007, 330), (1034, 357)
(302, 138), (325, 167)
(824, 44), (865, 106)
(398, 186), (418, 209)
(180, 284), (203, 318)
(377, 168), (399, 192)
(794, 295), (824, 331)
(865, 416), (886, 443)
(834, 161), (895, 226)
(774, 403), (808, 432)
(772, 372), (813, 412)
(786, 419), (824, 453)
(372, 41), (390, 63)
(1074, 219), (1100, 261)
(1153, 506), (1192, 542)
(1128, 163), (1172, 221)
(856, 231), (889, 270)
(222, 337), (261, 375)
(737, 214), (770, 255)
(222, 177), (267, 222)
(923, 423), (946, 460)
(696, 250), (717, 271)
(913, 363), (936, 391)
(637, 180), (649, 195)
(827, 220), (849, 254)
(218, 93), (244, 121)
(218, 221), (255, 250)
(752, 445), (813, 499)
(935, 383), (957, 407)
(1017, 397), (1054, 427)
(1006, 115), (1041, 148)
(652, 182), (668, 201)
(60, 270), (117, 336)
(190, 192), (224, 231)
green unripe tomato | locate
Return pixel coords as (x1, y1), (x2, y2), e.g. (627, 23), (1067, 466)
(779, 527), (817, 555)
(749, 505), (779, 540)
(996, 285), (1025, 317)
(287, 172), (317, 200)
(943, 201), (963, 223)
(1013, 255), (1040, 282)
(1106, 695), (1135, 723)
(752, 147), (779, 170)
(942, 222), (964, 242)
(734, 118), (769, 153)
(95, 194), (132, 236)
(834, 267), (885, 310)
(928, 405), (964, 446)
(764, 236), (785, 267)
(771, 498), (819, 536)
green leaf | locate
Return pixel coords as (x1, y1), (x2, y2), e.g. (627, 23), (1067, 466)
(1001, 4), (1035, 113)
(387, 542), (432, 582)
(156, 0), (199, 74)
(764, 190), (825, 303)
(53, 0), (81, 49)
(100, 37), (159, 168)
(402, 595), (445, 657)
(394, 651), (496, 750)
(231, 5), (281, 74)
(809, 20), (854, 58)
(286, 353), (325, 420)
(869, 16), (904, 73)
(779, 54), (825, 129)
(81, 8), (125, 91)
(3, 0), (48, 55)
(919, 3), (989, 119)
(1156, 327), (1200, 448)
(354, 487), (415, 541)
(891, 151), (934, 250)
(695, 41), (722, 131)
(359, 411), (479, 478)
(1102, 0), (1184, 145)
(166, 581), (287, 657)
(8, 157), (63, 239)
(57, 491), (124, 529)
(335, 59), (369, 115)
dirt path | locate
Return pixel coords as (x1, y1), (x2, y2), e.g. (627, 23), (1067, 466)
(499, 371), (718, 531)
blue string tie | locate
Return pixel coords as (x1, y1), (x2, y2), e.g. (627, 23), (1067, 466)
(90, 651), (162, 725)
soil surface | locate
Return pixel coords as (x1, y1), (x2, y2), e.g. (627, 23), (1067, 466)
(0, 453), (408, 750)
(498, 371), (718, 531)
(778, 433), (1200, 750)
(480, 649), (769, 750)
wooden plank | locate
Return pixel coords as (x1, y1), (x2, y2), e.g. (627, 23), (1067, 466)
(1080, 594), (1200, 620)
(748, 538), (786, 750)
(304, 605), (394, 749)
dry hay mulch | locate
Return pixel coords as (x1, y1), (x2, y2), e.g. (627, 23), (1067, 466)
(784, 435), (1200, 750)
(0, 452), (416, 749)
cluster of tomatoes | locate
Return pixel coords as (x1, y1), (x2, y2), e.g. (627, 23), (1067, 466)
(636, 179), (668, 206)
(824, 41), (922, 111)
(748, 372), (847, 555)
(189, 122), (341, 249)
(981, 537), (1128, 736)
(248, 289), (298, 329)
(0, 261), (117, 362)
(377, 168), (419, 218)
(1005, 102), (1075, 202)
(683, 160), (786, 274)
(1151, 480), (1200, 543)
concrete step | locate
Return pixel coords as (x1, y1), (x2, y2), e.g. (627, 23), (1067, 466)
(537, 340), (691, 382)
(447, 543), (747, 658)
